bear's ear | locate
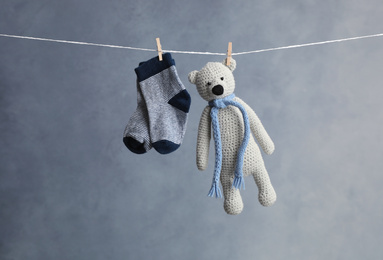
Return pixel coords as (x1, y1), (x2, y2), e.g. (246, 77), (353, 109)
(222, 58), (236, 72)
(188, 70), (198, 84)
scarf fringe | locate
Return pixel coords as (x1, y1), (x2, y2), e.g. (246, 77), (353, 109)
(208, 182), (222, 198)
(232, 175), (245, 190)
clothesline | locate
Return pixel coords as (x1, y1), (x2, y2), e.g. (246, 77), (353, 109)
(1, 32), (383, 56)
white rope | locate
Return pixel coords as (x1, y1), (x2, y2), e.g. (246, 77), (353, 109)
(0, 33), (157, 52)
(233, 33), (383, 55)
(163, 49), (226, 56)
(1, 32), (383, 56)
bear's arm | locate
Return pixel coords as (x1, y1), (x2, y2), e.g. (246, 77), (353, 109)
(196, 105), (212, 171)
(235, 97), (275, 155)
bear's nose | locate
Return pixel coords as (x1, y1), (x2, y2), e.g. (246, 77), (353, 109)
(212, 85), (224, 95)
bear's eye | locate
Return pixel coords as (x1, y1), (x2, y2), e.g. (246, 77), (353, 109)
(221, 77), (224, 80)
(207, 82), (212, 86)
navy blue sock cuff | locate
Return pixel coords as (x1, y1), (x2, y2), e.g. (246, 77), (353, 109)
(135, 53), (175, 82)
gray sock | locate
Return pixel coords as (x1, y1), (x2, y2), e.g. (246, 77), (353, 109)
(135, 53), (191, 154)
(123, 80), (152, 154)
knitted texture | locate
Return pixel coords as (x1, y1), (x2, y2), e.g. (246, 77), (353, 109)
(123, 80), (152, 154)
(208, 93), (250, 198)
(189, 58), (276, 215)
(124, 53), (191, 155)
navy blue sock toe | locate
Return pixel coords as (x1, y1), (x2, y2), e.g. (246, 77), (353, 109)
(152, 140), (180, 154)
(123, 137), (147, 154)
(168, 89), (191, 113)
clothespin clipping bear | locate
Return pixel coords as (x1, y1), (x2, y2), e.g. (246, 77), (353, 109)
(188, 53), (277, 215)
(226, 42), (232, 66)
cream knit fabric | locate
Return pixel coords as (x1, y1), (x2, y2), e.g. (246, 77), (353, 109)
(189, 58), (276, 215)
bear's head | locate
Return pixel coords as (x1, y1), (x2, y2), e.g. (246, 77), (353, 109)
(188, 58), (236, 101)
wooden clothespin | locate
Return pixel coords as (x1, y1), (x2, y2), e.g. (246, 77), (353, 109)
(226, 42), (232, 66)
(156, 37), (163, 61)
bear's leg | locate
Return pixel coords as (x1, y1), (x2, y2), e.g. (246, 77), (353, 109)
(252, 164), (277, 207)
(221, 173), (244, 215)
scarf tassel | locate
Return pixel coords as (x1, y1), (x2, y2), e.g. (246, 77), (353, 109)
(208, 182), (222, 198)
(232, 174), (245, 190)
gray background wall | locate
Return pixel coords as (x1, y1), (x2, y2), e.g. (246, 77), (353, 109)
(1, 0), (383, 259)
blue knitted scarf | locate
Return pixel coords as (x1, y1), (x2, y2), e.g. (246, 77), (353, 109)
(208, 93), (251, 198)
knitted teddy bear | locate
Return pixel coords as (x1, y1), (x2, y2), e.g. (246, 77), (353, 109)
(188, 58), (277, 215)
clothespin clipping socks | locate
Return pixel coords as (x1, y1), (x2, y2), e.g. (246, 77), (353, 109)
(156, 37), (163, 61)
(123, 38), (191, 155)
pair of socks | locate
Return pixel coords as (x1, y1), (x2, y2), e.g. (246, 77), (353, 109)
(123, 53), (191, 154)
